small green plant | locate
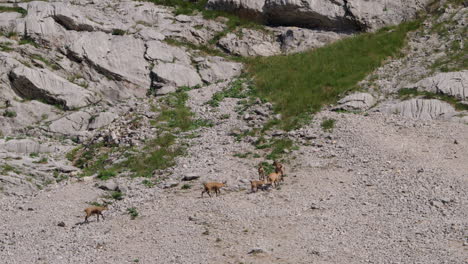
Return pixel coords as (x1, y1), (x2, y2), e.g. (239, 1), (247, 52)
(97, 170), (117, 180)
(0, 6), (27, 17)
(19, 37), (39, 48)
(31, 54), (60, 70)
(29, 152), (39, 158)
(111, 191), (123, 200)
(321, 119), (336, 132)
(0, 42), (13, 52)
(181, 184), (192, 190)
(3, 110), (17, 118)
(127, 207), (139, 219)
(33, 157), (48, 164)
(112, 29), (126, 35)
(142, 179), (155, 188)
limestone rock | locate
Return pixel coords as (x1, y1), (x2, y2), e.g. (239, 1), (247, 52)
(9, 66), (98, 110)
(381, 99), (456, 120)
(218, 28), (281, 57)
(335, 93), (376, 111)
(198, 56), (243, 83)
(150, 62), (202, 88)
(0, 139), (62, 154)
(145, 40), (191, 64)
(67, 32), (150, 94)
(208, 0), (431, 31)
(411, 71), (468, 100)
(49, 111), (91, 134)
(88, 112), (118, 131)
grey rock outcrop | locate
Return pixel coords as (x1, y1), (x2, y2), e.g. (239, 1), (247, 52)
(49, 111), (91, 135)
(410, 71), (468, 100)
(381, 99), (456, 120)
(67, 32), (149, 95)
(207, 0), (431, 31)
(0, 139), (63, 154)
(151, 62), (202, 89)
(275, 27), (347, 53)
(198, 56), (243, 83)
(87, 112), (118, 131)
(9, 66), (98, 110)
(218, 28), (281, 56)
(335, 93), (375, 111)
(145, 40), (191, 64)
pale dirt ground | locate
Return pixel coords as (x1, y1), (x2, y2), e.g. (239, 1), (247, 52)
(1, 111), (467, 264)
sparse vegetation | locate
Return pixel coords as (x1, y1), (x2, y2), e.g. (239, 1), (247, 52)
(0, 42), (14, 52)
(181, 184), (192, 189)
(142, 179), (155, 188)
(127, 207), (139, 219)
(244, 20), (422, 130)
(3, 110), (17, 118)
(321, 119), (336, 132)
(31, 54), (60, 70)
(0, 6), (27, 17)
(112, 29), (126, 35)
(207, 78), (253, 107)
(97, 170), (117, 180)
(110, 191), (124, 200)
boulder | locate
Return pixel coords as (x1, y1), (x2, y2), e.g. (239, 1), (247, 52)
(51, 2), (99, 32)
(67, 32), (150, 93)
(335, 92), (375, 111)
(49, 111), (91, 134)
(88, 112), (118, 130)
(275, 27), (346, 53)
(411, 71), (468, 100)
(198, 56), (243, 83)
(381, 99), (456, 120)
(218, 28), (281, 57)
(0, 139), (62, 154)
(145, 40), (191, 64)
(150, 62), (202, 88)
(9, 66), (98, 110)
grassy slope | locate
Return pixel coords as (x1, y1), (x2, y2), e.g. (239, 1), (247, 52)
(244, 21), (422, 130)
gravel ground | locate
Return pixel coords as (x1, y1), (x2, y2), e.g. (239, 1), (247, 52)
(1, 88), (467, 263)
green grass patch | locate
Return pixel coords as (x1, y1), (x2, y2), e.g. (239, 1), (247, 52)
(266, 138), (294, 160)
(31, 54), (60, 70)
(19, 37), (39, 48)
(398, 88), (468, 111)
(321, 119), (336, 132)
(0, 6), (27, 17)
(110, 191), (124, 200)
(0, 42), (13, 52)
(244, 20), (422, 130)
(181, 183), (192, 189)
(207, 78), (253, 107)
(3, 110), (17, 118)
(127, 207), (139, 219)
(97, 170), (117, 180)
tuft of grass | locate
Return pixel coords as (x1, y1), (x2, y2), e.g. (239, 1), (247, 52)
(0, 42), (14, 52)
(142, 179), (155, 188)
(0, 6), (27, 17)
(181, 184), (192, 189)
(127, 207), (139, 219)
(207, 78), (253, 107)
(266, 138), (294, 161)
(3, 110), (17, 118)
(97, 170), (117, 180)
(321, 119), (336, 132)
(112, 29), (126, 35)
(31, 54), (60, 70)
(19, 37), (39, 48)
(244, 20), (422, 130)
(110, 191), (123, 200)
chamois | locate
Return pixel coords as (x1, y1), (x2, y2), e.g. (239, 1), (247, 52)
(84, 206), (108, 223)
(250, 178), (268, 193)
(267, 170), (283, 188)
(257, 163), (265, 180)
(201, 181), (226, 197)
(273, 160), (285, 182)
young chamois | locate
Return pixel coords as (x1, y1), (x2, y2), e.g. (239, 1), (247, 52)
(84, 206), (108, 223)
(267, 170), (283, 188)
(201, 181), (227, 197)
(250, 178), (268, 193)
(258, 163), (265, 180)
(273, 160), (285, 182)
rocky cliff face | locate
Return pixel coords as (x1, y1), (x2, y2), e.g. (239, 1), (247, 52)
(207, 0), (432, 31)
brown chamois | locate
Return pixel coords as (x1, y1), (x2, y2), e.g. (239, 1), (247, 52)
(273, 160), (285, 182)
(84, 206), (108, 223)
(257, 163), (265, 180)
(250, 178), (268, 193)
(201, 181), (227, 197)
(267, 170), (283, 188)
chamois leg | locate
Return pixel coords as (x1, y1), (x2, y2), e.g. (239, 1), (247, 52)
(85, 215), (89, 223)
(96, 214), (100, 222)
(100, 212), (105, 220)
